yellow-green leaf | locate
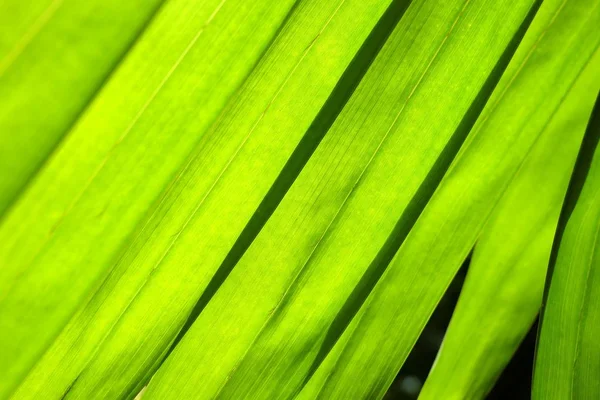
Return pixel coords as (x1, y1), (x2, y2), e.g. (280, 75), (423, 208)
(142, 0), (543, 398)
(0, 0), (164, 216)
(0, 0), (298, 395)
(533, 80), (600, 399)
(419, 49), (600, 400)
(301, 0), (600, 397)
(8, 0), (395, 398)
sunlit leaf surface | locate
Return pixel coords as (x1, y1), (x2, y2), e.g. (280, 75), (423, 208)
(420, 49), (600, 400)
(0, 0), (164, 216)
(0, 0), (598, 398)
(534, 87), (600, 400)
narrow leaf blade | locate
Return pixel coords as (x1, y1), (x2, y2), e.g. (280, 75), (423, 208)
(419, 49), (600, 400)
(304, 0), (600, 397)
(533, 78), (600, 400)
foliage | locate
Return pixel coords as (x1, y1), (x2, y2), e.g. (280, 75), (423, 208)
(0, 0), (598, 399)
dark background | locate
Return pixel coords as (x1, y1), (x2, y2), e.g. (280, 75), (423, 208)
(385, 261), (537, 400)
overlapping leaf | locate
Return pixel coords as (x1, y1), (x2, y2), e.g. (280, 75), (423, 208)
(533, 88), (600, 399)
(419, 49), (600, 400)
(1, 0), (598, 398)
(0, 0), (300, 395)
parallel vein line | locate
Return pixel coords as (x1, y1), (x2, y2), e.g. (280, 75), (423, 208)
(0, 0), (65, 77)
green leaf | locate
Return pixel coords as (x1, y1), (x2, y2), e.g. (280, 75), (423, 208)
(8, 0), (396, 398)
(298, 0), (600, 398)
(419, 48), (600, 400)
(533, 77), (600, 398)
(0, 0), (164, 216)
(140, 0), (543, 398)
(2, 0), (598, 398)
(0, 0), (300, 396)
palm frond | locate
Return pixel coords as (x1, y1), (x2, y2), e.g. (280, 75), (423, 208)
(0, 0), (599, 399)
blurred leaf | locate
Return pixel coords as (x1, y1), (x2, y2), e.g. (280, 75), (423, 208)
(419, 48), (600, 400)
(0, 0), (300, 396)
(301, 0), (600, 398)
(0, 0), (164, 216)
(533, 81), (600, 398)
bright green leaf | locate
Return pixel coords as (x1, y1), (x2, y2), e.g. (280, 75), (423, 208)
(301, 0), (600, 398)
(0, 0), (299, 395)
(419, 48), (600, 400)
(8, 0), (395, 398)
(1, 0), (598, 398)
(142, 0), (542, 398)
(0, 0), (164, 215)
(533, 79), (600, 399)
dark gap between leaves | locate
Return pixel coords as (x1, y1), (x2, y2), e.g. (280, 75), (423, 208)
(160, 0), (414, 370)
(384, 256), (539, 400)
(301, 0), (542, 387)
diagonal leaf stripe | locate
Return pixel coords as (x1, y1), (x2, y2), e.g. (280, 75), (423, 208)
(0, 0), (598, 398)
(8, 0), (396, 398)
(0, 0), (300, 395)
(419, 48), (600, 400)
(300, 0), (600, 398)
(533, 78), (600, 399)
(142, 0), (541, 398)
